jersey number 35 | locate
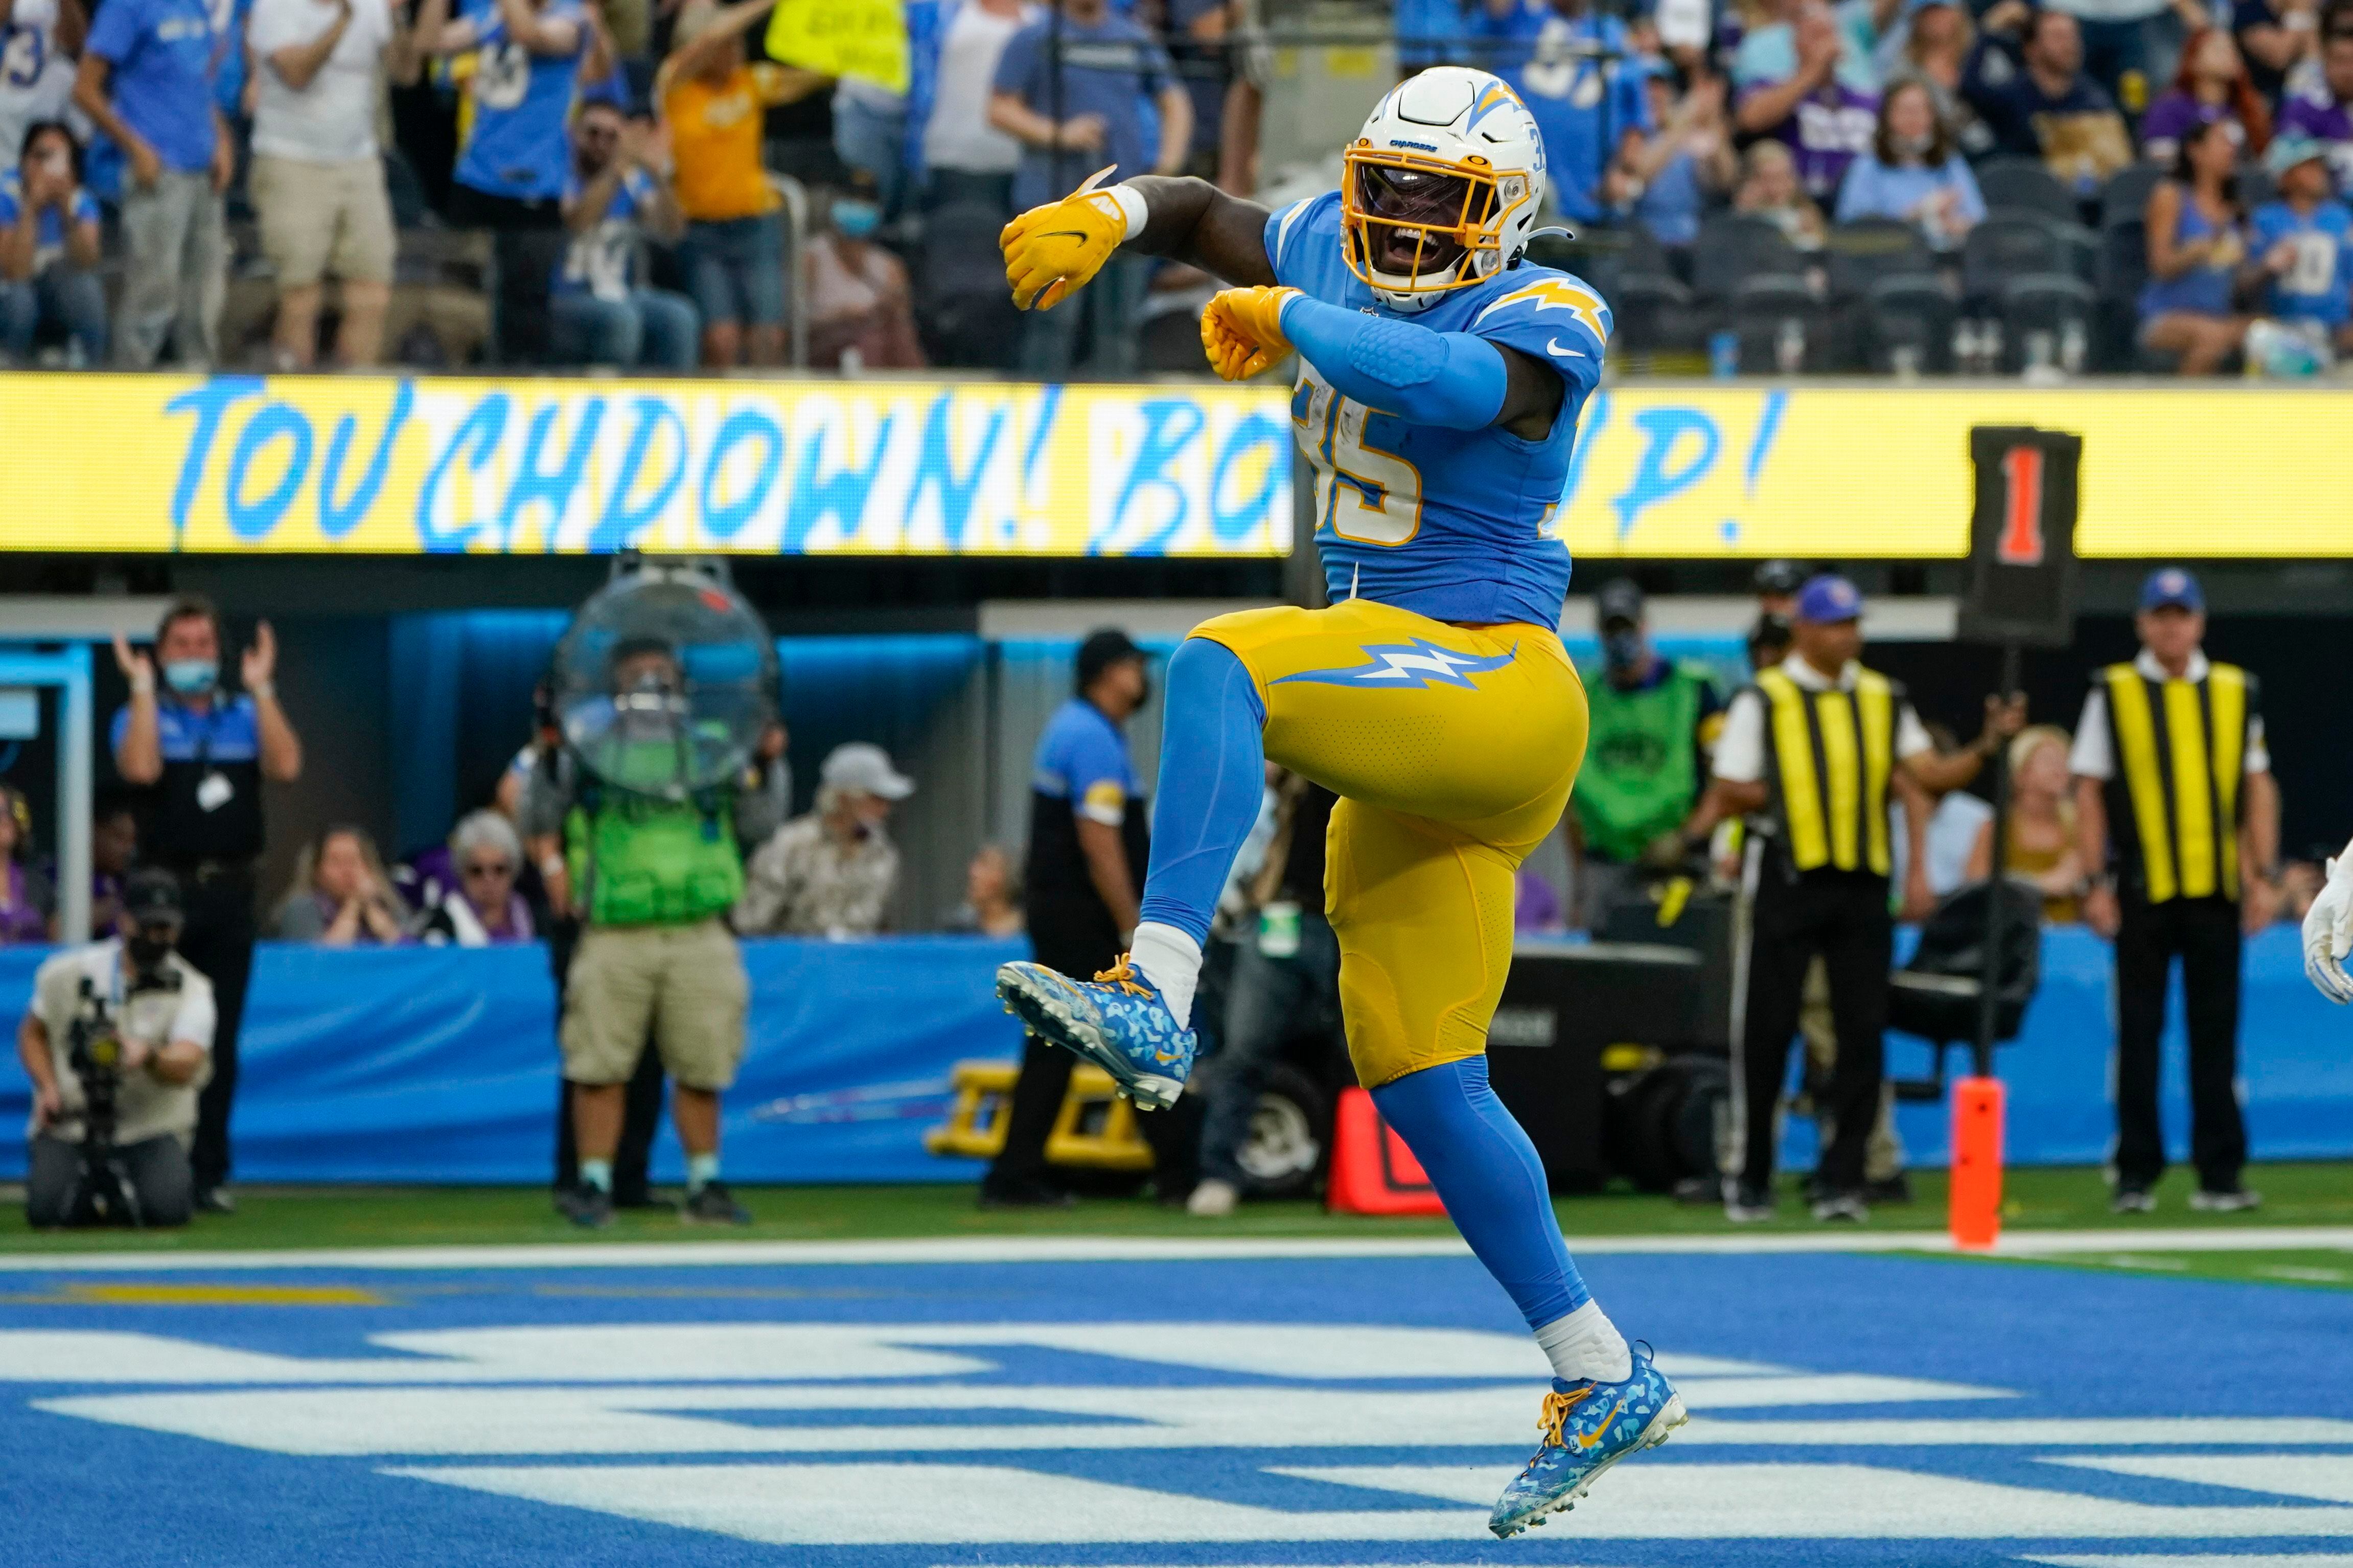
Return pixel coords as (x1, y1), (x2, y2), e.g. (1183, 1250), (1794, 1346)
(1292, 362), (1423, 546)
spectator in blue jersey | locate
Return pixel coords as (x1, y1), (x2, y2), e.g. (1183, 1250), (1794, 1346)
(1834, 77), (1983, 248)
(110, 599), (305, 1215)
(1477, 0), (1652, 226)
(73, 0), (233, 366)
(2250, 133), (2353, 348)
(989, 0), (1191, 376)
(0, 120), (106, 364)
(2141, 116), (2251, 373)
(1397, 0), (1472, 71)
(553, 100), (698, 367)
(415, 0), (597, 364)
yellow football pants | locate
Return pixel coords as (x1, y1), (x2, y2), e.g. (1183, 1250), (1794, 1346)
(1192, 597), (1589, 1088)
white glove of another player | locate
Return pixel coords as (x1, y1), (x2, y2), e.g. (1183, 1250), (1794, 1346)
(2301, 836), (2353, 1004)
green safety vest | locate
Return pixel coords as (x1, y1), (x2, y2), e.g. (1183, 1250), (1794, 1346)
(1572, 660), (1712, 864)
(565, 784), (744, 927)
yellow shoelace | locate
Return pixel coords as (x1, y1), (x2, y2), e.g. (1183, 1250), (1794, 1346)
(1539, 1384), (1595, 1448)
(1092, 954), (1156, 998)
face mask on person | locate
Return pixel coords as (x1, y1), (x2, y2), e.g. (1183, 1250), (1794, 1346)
(1602, 628), (1645, 673)
(127, 927), (176, 971)
(1893, 130), (1935, 158)
(833, 198), (882, 239)
(163, 659), (217, 696)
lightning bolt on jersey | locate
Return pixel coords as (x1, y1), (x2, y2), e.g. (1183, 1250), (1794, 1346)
(1264, 190), (1607, 632)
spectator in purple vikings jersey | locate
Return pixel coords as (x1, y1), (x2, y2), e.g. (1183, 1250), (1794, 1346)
(1733, 0), (1882, 202)
(0, 119), (105, 363)
(2249, 132), (2353, 346)
(2277, 23), (2353, 190)
(2140, 26), (2273, 163)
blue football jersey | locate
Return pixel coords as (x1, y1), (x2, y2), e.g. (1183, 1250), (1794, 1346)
(1264, 190), (1604, 632)
(454, 0), (586, 201)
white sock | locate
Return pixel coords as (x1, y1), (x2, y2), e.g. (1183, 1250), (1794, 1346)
(1127, 921), (1203, 1028)
(1534, 1301), (1632, 1386)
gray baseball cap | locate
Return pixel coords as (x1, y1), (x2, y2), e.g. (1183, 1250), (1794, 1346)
(821, 742), (915, 800)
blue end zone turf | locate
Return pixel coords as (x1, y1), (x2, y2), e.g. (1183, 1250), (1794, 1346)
(2, 1247), (2349, 1567)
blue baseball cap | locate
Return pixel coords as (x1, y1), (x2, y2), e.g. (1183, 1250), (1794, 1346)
(2139, 567), (2203, 614)
(1795, 573), (1864, 625)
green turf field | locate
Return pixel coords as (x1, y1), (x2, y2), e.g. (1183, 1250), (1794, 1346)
(3, 1162), (2348, 1269)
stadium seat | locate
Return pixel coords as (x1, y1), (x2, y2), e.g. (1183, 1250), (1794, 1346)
(2093, 217), (2151, 371)
(2097, 161), (2165, 228)
(1728, 274), (1829, 371)
(1961, 214), (2092, 305)
(1975, 158), (2080, 223)
(1692, 213), (1806, 300)
(1609, 269), (1700, 355)
(1822, 218), (1938, 299)
(1996, 272), (2097, 371)
(1861, 273), (1959, 372)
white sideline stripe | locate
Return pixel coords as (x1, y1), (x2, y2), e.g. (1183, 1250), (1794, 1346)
(388, 1460), (2353, 1542)
(2051, 1455), (2353, 1506)
(31, 1372), (2008, 1454)
(2025, 1558), (2353, 1567)
(4, 1224), (2350, 1273)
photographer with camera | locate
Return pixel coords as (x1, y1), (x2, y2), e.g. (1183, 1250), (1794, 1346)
(16, 870), (215, 1229)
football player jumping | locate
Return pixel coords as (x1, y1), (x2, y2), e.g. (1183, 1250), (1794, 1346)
(994, 67), (1685, 1533)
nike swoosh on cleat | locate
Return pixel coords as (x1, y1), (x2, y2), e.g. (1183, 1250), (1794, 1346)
(1547, 338), (1588, 359)
(1575, 1397), (1623, 1448)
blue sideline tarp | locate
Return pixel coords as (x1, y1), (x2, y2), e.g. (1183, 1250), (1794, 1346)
(0, 928), (2343, 1183)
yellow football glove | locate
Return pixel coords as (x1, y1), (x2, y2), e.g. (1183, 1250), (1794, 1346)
(1200, 286), (1301, 381)
(1001, 167), (1126, 312)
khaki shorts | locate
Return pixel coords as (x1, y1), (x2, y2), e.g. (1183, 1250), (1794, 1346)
(251, 154), (396, 288)
(561, 918), (749, 1091)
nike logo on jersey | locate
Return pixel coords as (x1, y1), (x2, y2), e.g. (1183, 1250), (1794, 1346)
(1274, 639), (1517, 691)
(1547, 338), (1587, 359)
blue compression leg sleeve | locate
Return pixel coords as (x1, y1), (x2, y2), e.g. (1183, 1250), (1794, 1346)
(1278, 293), (1510, 430)
(1133, 636), (1268, 945)
(1373, 1056), (1591, 1328)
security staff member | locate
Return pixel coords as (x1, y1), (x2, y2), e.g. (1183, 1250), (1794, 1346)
(1708, 576), (2020, 1222)
(109, 600), (303, 1215)
(1569, 579), (1724, 929)
(981, 629), (1154, 1209)
(2072, 568), (2277, 1215)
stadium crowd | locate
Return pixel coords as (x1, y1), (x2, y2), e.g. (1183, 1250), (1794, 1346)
(5, 0), (2353, 373)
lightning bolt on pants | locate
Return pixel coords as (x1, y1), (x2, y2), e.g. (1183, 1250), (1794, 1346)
(1143, 596), (1590, 1089)
(1135, 596), (1597, 1331)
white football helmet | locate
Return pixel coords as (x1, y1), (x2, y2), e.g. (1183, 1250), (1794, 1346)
(1342, 66), (1550, 314)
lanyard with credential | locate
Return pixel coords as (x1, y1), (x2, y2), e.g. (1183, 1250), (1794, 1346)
(185, 701), (236, 815)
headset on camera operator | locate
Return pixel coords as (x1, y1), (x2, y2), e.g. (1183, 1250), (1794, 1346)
(16, 870), (215, 1229)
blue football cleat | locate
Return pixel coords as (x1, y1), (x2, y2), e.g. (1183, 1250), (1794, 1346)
(1488, 1346), (1687, 1538)
(995, 955), (1195, 1110)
